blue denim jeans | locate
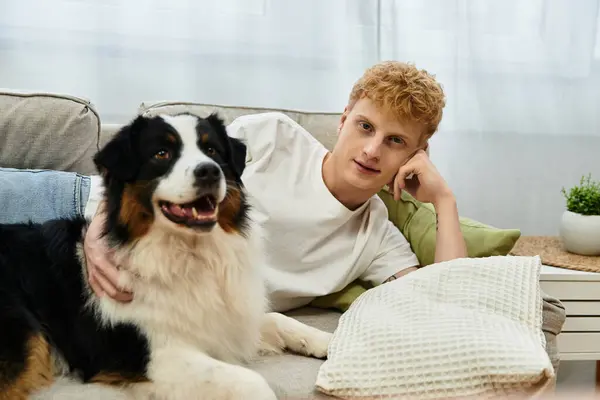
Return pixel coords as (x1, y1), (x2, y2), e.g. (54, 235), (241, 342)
(0, 167), (91, 224)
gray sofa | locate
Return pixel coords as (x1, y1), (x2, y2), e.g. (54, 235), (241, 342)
(0, 90), (566, 399)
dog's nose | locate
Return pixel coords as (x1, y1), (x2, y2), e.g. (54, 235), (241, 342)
(194, 163), (221, 184)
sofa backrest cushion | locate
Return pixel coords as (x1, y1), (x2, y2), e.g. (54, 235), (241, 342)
(138, 101), (342, 151)
(0, 90), (100, 175)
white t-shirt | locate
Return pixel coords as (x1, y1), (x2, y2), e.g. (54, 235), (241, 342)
(226, 112), (419, 311)
(85, 112), (420, 312)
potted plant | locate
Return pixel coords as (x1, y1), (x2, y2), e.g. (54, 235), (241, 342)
(560, 174), (600, 256)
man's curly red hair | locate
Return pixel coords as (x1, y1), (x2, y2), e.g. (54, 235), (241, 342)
(348, 61), (446, 139)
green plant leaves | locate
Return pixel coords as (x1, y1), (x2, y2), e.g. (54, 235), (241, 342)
(561, 174), (600, 216)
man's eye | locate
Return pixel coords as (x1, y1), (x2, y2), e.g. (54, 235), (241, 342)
(390, 137), (404, 144)
(359, 122), (372, 131)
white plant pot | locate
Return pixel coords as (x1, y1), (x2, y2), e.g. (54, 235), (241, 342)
(559, 210), (600, 256)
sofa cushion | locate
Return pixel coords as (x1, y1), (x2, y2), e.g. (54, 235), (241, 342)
(0, 89), (100, 175)
(315, 256), (555, 399)
(138, 101), (341, 150)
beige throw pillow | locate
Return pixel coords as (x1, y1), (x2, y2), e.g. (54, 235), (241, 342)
(316, 255), (554, 399)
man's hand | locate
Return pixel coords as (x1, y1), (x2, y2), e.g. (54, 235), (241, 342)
(390, 150), (468, 264)
(84, 205), (133, 302)
(390, 149), (452, 207)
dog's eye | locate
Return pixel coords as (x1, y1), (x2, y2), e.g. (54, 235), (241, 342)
(154, 150), (171, 160)
(206, 147), (216, 156)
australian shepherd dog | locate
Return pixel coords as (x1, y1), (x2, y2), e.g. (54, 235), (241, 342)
(0, 112), (331, 399)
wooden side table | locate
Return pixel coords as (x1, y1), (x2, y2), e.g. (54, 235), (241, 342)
(540, 265), (600, 389)
(511, 236), (600, 389)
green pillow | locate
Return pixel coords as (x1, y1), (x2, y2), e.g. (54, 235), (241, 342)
(309, 280), (373, 311)
(310, 188), (521, 312)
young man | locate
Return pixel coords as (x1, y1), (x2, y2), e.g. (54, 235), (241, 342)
(80, 61), (468, 311)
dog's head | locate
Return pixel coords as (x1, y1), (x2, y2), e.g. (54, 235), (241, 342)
(93, 112), (249, 244)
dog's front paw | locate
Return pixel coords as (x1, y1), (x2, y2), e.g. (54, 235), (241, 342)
(303, 329), (332, 359)
(261, 313), (332, 360)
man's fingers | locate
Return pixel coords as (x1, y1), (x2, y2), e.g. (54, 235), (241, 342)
(95, 261), (134, 301)
(393, 165), (415, 200)
(85, 254), (104, 297)
(393, 176), (401, 201)
(91, 268), (133, 302)
(94, 258), (133, 295)
(93, 268), (133, 302)
(95, 260), (121, 287)
(93, 268), (120, 298)
(88, 270), (105, 297)
(88, 251), (133, 301)
(112, 290), (134, 303)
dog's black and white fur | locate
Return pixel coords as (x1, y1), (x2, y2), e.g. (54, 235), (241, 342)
(0, 112), (331, 400)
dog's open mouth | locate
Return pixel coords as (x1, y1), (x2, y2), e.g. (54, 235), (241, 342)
(159, 195), (218, 227)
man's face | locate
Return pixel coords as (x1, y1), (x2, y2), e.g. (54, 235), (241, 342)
(333, 97), (426, 193)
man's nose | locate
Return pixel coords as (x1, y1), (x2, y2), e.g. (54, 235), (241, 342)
(363, 137), (382, 159)
(194, 163), (221, 185)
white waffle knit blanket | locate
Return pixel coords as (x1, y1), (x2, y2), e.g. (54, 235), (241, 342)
(316, 255), (554, 399)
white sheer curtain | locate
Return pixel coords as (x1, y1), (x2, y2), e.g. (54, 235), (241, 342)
(380, 0), (600, 137)
(0, 0), (380, 121)
(1, 0), (600, 234)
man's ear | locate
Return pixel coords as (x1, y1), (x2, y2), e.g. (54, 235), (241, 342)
(93, 116), (145, 182)
(338, 106), (349, 134)
(228, 137), (247, 180)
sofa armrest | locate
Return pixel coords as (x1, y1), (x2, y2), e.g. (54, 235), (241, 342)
(541, 291), (566, 375)
(0, 89), (100, 175)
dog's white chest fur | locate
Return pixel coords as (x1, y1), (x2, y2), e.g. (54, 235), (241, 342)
(95, 225), (268, 364)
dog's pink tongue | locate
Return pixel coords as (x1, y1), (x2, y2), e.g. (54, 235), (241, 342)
(169, 204), (190, 218)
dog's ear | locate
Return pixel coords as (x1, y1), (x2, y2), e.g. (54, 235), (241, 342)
(206, 113), (247, 180)
(228, 136), (247, 179)
(94, 116), (146, 181)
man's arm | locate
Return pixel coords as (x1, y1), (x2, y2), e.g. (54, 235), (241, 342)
(432, 193), (468, 263)
(383, 150), (468, 283)
(383, 194), (467, 284)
